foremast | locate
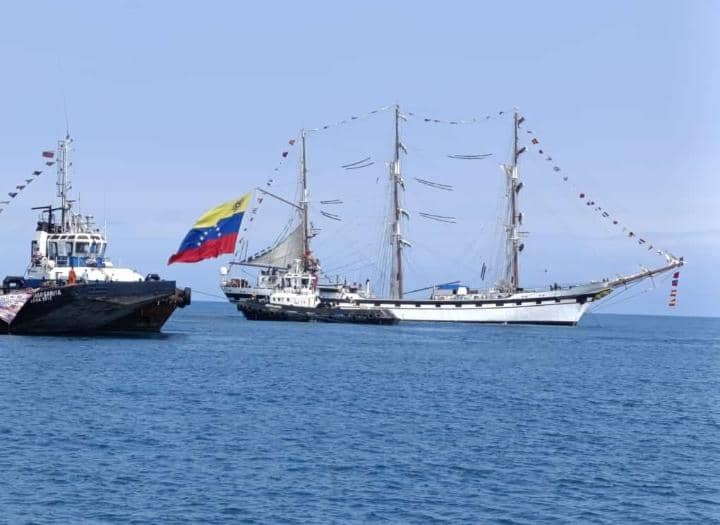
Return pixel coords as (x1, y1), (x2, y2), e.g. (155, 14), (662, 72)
(236, 129), (311, 273)
(389, 104), (408, 299)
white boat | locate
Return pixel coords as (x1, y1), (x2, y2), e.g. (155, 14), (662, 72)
(220, 130), (388, 323)
(222, 105), (683, 326)
(347, 107), (683, 325)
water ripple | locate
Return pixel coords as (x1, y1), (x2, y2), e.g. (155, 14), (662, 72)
(0, 306), (718, 523)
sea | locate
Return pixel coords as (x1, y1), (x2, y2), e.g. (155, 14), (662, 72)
(0, 303), (718, 524)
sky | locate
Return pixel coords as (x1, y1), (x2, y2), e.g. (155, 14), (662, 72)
(0, 0), (717, 317)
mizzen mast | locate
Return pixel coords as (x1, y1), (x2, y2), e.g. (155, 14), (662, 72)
(390, 104), (407, 299)
(502, 110), (523, 292)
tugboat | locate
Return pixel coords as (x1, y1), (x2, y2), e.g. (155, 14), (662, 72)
(0, 135), (190, 335)
(236, 259), (397, 325)
(219, 129), (396, 325)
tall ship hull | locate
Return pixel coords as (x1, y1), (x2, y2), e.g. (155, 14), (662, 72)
(217, 105), (683, 326)
(0, 280), (190, 335)
(352, 286), (608, 325)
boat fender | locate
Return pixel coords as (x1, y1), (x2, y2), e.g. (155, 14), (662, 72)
(181, 287), (192, 307)
(2, 276), (26, 293)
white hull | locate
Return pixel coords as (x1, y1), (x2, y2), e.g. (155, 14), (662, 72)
(383, 299), (590, 325)
(353, 285), (610, 325)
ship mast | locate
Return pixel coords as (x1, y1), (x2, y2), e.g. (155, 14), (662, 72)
(390, 104), (406, 299)
(56, 134), (73, 231)
(300, 128), (311, 271)
(504, 110), (522, 291)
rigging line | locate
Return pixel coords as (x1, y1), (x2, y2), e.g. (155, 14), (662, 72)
(321, 254), (378, 274)
(447, 153), (493, 159)
(594, 268), (672, 311)
(0, 167), (47, 216)
(414, 178), (454, 191)
(418, 212), (457, 224)
(523, 121), (675, 262)
(590, 285), (654, 312)
(522, 152), (614, 274)
(340, 156), (372, 168)
(588, 277), (650, 312)
(409, 238), (483, 283)
(192, 289), (227, 300)
(405, 108), (512, 125)
(320, 211), (342, 221)
(344, 161), (375, 170)
(320, 261), (379, 280)
(57, 55), (71, 136)
(305, 104), (394, 134)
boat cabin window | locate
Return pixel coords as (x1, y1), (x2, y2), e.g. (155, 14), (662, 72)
(48, 241), (58, 259)
(56, 241), (71, 256)
(301, 278), (309, 286)
(75, 242), (90, 255)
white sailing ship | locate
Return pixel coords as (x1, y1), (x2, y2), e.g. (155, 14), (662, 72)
(222, 105), (683, 326)
(347, 107), (682, 325)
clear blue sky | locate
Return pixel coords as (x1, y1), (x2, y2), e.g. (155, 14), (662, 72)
(0, 1), (717, 317)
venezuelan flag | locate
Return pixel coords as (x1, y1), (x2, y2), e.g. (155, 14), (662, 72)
(168, 193), (252, 264)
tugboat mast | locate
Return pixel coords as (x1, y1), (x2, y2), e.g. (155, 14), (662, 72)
(390, 104), (406, 299)
(300, 129), (311, 271)
(56, 134), (73, 232)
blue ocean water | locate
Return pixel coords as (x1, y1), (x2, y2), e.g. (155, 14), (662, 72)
(0, 303), (718, 524)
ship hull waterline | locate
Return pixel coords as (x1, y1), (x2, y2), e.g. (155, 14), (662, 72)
(0, 281), (190, 335)
(237, 301), (399, 325)
(347, 288), (610, 326)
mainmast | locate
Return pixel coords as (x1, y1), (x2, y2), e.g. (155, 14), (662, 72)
(504, 110), (522, 291)
(56, 134), (73, 231)
(300, 129), (311, 271)
(390, 104), (406, 299)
